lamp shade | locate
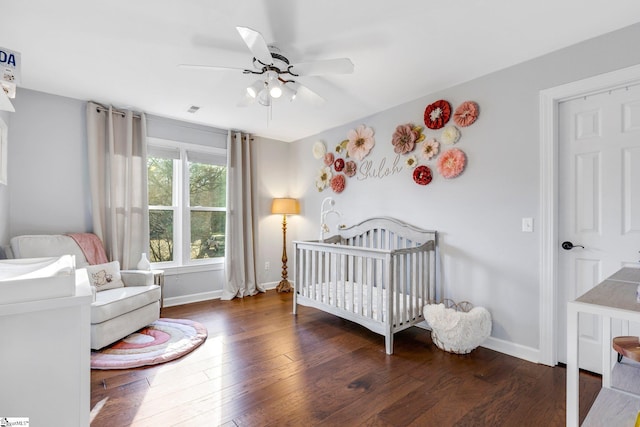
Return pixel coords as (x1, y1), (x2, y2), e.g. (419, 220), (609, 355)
(271, 198), (300, 215)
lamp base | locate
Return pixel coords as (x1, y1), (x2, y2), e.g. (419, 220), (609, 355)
(276, 279), (292, 293)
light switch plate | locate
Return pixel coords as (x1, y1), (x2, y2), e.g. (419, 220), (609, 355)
(522, 217), (533, 232)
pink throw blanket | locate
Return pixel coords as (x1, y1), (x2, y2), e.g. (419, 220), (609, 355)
(67, 233), (109, 265)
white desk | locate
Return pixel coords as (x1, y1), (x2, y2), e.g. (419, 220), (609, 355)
(567, 267), (640, 426)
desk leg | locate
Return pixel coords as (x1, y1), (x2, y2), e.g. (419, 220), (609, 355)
(602, 315), (612, 389)
(567, 303), (579, 427)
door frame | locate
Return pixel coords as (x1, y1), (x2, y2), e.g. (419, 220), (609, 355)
(539, 63), (640, 366)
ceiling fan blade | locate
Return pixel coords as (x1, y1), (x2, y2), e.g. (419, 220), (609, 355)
(236, 26), (273, 65)
(236, 93), (255, 107)
(293, 82), (325, 106)
(291, 58), (354, 76)
(178, 64), (247, 72)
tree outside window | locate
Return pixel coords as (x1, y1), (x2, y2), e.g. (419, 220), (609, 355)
(147, 144), (226, 266)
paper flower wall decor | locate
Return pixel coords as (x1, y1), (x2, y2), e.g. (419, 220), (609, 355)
(437, 148), (466, 179)
(405, 155), (418, 168)
(312, 141), (326, 159)
(441, 126), (460, 144)
(391, 123), (425, 154)
(413, 165), (433, 186)
(323, 152), (335, 166)
(330, 174), (346, 193)
(346, 124), (375, 160)
(334, 158), (345, 172)
(453, 101), (479, 127)
(421, 138), (440, 160)
(424, 100), (451, 129)
(335, 139), (349, 155)
(315, 166), (332, 191)
(344, 160), (357, 177)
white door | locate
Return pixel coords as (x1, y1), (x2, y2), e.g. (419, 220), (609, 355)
(557, 84), (640, 373)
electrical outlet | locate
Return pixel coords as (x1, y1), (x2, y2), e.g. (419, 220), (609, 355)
(265, 261), (270, 270)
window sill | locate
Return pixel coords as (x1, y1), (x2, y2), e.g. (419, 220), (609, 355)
(152, 261), (224, 276)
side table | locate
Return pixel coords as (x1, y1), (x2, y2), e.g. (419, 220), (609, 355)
(152, 269), (165, 309)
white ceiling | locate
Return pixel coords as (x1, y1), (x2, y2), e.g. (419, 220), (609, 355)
(3, 1), (640, 142)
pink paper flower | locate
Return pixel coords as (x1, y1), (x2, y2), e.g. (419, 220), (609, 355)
(453, 101), (479, 127)
(330, 174), (346, 193)
(324, 152), (335, 166)
(334, 158), (345, 172)
(392, 123), (419, 154)
(413, 165), (433, 185)
(346, 125), (375, 161)
(421, 138), (440, 160)
(344, 160), (357, 177)
(437, 148), (466, 179)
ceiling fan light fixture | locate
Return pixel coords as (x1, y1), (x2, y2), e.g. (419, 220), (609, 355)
(280, 83), (297, 101)
(269, 84), (282, 98)
(257, 88), (271, 106)
(246, 80), (264, 99)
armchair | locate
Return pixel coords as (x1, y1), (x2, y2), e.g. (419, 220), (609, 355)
(8, 234), (161, 350)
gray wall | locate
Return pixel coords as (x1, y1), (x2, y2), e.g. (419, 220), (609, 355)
(289, 23), (640, 359)
(8, 90), (90, 236)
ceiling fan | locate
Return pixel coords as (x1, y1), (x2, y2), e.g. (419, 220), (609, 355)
(179, 26), (354, 107)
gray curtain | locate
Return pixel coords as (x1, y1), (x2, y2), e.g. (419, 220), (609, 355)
(86, 102), (149, 269)
(222, 130), (263, 299)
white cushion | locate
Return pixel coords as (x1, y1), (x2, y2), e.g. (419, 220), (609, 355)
(85, 261), (125, 291)
(91, 285), (161, 324)
(10, 235), (89, 267)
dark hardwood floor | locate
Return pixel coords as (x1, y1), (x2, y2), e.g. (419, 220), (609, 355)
(90, 290), (601, 426)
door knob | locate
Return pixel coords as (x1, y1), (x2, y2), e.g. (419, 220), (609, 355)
(562, 241), (584, 250)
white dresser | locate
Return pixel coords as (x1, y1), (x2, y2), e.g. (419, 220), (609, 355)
(0, 266), (92, 426)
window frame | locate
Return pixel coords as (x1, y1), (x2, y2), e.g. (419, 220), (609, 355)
(147, 137), (227, 273)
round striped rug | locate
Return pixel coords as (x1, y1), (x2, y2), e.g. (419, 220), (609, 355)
(91, 318), (207, 370)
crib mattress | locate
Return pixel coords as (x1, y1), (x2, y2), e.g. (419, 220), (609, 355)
(298, 280), (424, 324)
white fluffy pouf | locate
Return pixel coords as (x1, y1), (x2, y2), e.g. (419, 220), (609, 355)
(424, 303), (492, 354)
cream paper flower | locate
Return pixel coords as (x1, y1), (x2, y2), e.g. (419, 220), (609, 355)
(315, 166), (332, 191)
(405, 155), (418, 168)
(441, 126), (460, 144)
(312, 141), (327, 159)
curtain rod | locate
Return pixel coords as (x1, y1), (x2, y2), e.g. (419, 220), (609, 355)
(95, 105), (251, 139)
(95, 105), (142, 119)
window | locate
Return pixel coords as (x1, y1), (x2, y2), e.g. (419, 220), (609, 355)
(147, 139), (226, 269)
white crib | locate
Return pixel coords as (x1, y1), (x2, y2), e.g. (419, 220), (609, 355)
(293, 217), (438, 354)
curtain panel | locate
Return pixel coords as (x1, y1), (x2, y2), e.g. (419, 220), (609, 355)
(222, 130), (263, 300)
(86, 102), (149, 269)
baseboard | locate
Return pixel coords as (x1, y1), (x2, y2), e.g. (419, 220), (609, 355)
(262, 281), (278, 291)
(163, 291), (222, 307)
(162, 282), (279, 308)
(480, 336), (540, 364)
(416, 322), (540, 364)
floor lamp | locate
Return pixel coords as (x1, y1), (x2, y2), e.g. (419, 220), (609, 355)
(271, 197), (300, 293)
